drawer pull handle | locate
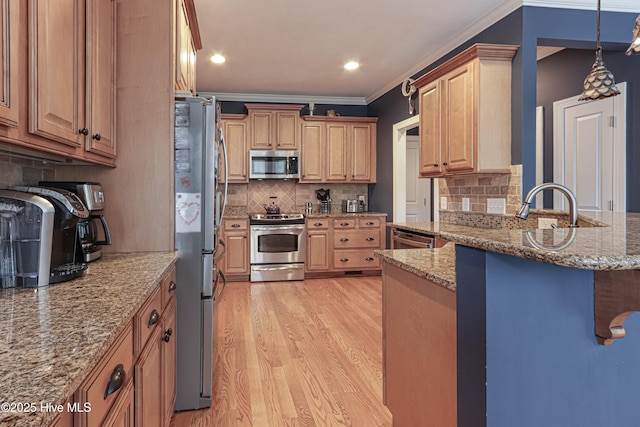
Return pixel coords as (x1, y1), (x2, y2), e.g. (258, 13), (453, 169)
(366, 237), (375, 241)
(340, 222), (350, 226)
(340, 238), (349, 242)
(340, 258), (349, 262)
(148, 309), (160, 328)
(314, 222), (323, 227)
(168, 281), (177, 292)
(231, 223), (241, 228)
(366, 257), (375, 261)
(163, 328), (173, 342)
(366, 222), (375, 225)
(104, 364), (126, 399)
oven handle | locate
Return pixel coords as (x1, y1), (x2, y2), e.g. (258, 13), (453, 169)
(252, 265), (304, 271)
(251, 225), (305, 232)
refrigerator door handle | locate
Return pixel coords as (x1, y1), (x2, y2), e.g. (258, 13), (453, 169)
(201, 298), (213, 399)
(217, 126), (229, 229)
(213, 239), (226, 262)
(203, 101), (217, 250)
(202, 253), (214, 298)
(214, 270), (226, 302)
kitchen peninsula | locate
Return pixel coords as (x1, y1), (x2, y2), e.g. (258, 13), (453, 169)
(377, 212), (640, 427)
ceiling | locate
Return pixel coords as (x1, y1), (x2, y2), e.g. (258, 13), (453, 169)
(193, 0), (640, 104)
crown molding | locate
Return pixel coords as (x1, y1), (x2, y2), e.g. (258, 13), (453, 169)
(198, 92), (368, 106)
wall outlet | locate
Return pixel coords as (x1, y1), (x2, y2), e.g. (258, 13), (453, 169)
(462, 197), (470, 211)
(440, 197), (448, 210)
(538, 218), (558, 229)
(358, 195), (365, 201)
(487, 198), (506, 214)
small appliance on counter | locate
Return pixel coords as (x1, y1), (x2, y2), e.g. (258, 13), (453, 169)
(342, 199), (365, 213)
(13, 186), (89, 285)
(0, 190), (54, 288)
(316, 188), (331, 213)
(40, 181), (112, 262)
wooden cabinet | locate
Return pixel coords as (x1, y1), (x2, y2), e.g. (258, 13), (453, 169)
(175, 0), (201, 94)
(28, 0), (117, 164)
(0, 0), (18, 128)
(300, 116), (377, 183)
(136, 326), (163, 427)
(220, 219), (250, 280)
(162, 298), (177, 426)
(220, 114), (248, 183)
(413, 43), (518, 177)
(305, 218), (330, 272)
(246, 103), (303, 150)
(382, 262), (457, 426)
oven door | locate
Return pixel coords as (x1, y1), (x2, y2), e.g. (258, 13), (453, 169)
(250, 224), (306, 264)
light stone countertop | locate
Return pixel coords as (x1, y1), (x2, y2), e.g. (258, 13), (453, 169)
(377, 212), (640, 292)
(0, 252), (178, 427)
(305, 211), (387, 218)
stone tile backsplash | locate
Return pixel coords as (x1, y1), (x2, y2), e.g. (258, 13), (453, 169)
(0, 155), (56, 189)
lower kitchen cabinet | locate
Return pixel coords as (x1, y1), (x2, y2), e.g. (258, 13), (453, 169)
(305, 218), (330, 272)
(220, 219), (250, 280)
(136, 326), (163, 427)
(383, 262), (456, 426)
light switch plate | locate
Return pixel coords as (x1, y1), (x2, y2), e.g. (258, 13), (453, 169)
(487, 198), (506, 214)
(462, 197), (470, 211)
(538, 218), (558, 229)
(440, 197), (447, 210)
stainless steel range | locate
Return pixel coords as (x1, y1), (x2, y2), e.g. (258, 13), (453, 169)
(250, 213), (305, 281)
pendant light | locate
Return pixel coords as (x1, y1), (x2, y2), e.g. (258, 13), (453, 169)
(626, 15), (640, 56)
(579, 0), (620, 101)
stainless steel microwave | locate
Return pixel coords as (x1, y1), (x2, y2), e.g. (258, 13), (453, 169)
(249, 150), (300, 179)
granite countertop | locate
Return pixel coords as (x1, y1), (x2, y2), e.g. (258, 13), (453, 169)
(0, 252), (177, 427)
(305, 211), (387, 218)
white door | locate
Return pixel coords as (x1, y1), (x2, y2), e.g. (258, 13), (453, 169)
(405, 136), (430, 222)
(553, 83), (626, 213)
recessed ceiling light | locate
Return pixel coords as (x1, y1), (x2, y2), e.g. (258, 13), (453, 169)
(211, 54), (226, 64)
(344, 61), (359, 71)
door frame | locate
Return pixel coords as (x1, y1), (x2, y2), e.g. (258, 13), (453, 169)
(552, 82), (626, 212)
(393, 115), (439, 222)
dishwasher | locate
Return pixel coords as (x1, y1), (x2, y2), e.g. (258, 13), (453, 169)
(391, 228), (435, 249)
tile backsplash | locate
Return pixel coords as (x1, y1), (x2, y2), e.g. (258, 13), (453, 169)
(227, 181), (368, 214)
(438, 164), (522, 215)
(0, 155), (56, 189)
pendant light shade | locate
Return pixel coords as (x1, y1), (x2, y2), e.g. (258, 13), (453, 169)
(579, 0), (620, 101)
(626, 15), (640, 56)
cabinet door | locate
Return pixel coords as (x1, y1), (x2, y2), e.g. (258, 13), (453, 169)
(162, 298), (177, 427)
(442, 62), (474, 173)
(419, 81), (442, 176)
(300, 122), (324, 182)
(250, 111), (273, 149)
(222, 118), (248, 183)
(175, 0), (191, 92)
(29, 0), (85, 148)
(275, 111), (298, 149)
(0, 0), (18, 127)
(136, 327), (163, 427)
(223, 231), (249, 275)
(306, 231), (330, 271)
(85, 0), (116, 158)
(101, 379), (135, 427)
(349, 123), (374, 182)
(326, 123), (347, 181)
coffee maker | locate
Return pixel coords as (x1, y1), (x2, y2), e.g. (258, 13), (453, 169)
(40, 181), (111, 262)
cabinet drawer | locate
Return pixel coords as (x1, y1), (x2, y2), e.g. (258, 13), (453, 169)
(358, 217), (381, 228)
(135, 287), (163, 355)
(307, 219), (329, 229)
(161, 266), (177, 310)
(224, 219), (248, 231)
(333, 249), (381, 270)
(75, 321), (134, 427)
(333, 230), (380, 249)
(333, 218), (356, 229)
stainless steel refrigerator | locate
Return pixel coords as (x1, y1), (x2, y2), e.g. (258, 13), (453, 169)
(174, 95), (227, 410)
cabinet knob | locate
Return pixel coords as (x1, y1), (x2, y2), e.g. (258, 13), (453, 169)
(443, 162), (448, 166)
(434, 163), (439, 167)
(340, 237), (349, 242)
(168, 281), (177, 292)
(163, 328), (173, 342)
(148, 309), (160, 328)
(92, 133), (102, 141)
(104, 364), (126, 399)
(340, 258), (349, 262)
(366, 237), (375, 241)
(78, 127), (89, 135)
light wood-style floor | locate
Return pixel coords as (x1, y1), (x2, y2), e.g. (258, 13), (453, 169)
(171, 277), (392, 427)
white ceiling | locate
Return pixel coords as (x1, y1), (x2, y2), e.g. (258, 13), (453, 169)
(194, 0), (640, 104)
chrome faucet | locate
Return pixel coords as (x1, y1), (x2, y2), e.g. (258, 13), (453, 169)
(516, 183), (579, 227)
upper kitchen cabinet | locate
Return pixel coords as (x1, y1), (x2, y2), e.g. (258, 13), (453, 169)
(300, 116), (377, 183)
(175, 0), (201, 94)
(28, 0), (116, 164)
(245, 103), (303, 150)
(220, 113), (248, 183)
(413, 43), (518, 178)
(0, 0), (19, 128)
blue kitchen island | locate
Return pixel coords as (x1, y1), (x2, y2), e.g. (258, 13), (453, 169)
(377, 212), (640, 427)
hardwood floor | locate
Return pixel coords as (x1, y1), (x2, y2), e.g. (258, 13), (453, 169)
(171, 277), (392, 427)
